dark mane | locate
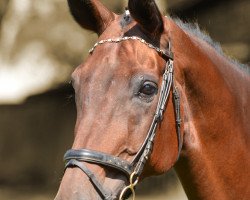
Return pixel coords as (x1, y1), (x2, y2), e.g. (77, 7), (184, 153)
(173, 18), (250, 74)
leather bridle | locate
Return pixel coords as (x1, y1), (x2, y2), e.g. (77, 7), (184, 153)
(63, 36), (182, 200)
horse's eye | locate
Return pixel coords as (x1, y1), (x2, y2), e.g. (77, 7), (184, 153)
(139, 82), (158, 96)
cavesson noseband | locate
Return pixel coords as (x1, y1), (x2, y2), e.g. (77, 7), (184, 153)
(63, 36), (182, 200)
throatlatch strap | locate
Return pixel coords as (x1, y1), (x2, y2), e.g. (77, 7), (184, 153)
(173, 87), (182, 159)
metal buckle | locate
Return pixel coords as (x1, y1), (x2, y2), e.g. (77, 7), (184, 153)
(119, 172), (139, 200)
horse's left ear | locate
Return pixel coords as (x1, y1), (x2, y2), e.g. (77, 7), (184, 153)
(67, 0), (115, 35)
(128, 0), (164, 36)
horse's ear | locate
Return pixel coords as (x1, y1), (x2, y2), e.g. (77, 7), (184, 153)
(67, 0), (115, 35)
(128, 0), (164, 36)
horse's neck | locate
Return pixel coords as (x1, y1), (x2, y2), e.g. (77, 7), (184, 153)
(172, 26), (250, 200)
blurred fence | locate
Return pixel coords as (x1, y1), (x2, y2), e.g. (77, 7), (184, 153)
(0, 0), (249, 199)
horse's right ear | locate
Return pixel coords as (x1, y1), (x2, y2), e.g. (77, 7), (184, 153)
(67, 0), (115, 35)
(128, 0), (164, 37)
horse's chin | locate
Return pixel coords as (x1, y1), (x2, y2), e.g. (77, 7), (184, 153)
(55, 168), (127, 200)
(103, 175), (128, 199)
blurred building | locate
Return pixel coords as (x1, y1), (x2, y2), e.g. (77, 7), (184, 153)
(0, 0), (249, 199)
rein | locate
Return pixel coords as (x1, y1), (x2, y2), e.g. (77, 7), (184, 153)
(63, 36), (182, 200)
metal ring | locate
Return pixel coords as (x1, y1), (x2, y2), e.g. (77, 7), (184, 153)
(119, 172), (139, 200)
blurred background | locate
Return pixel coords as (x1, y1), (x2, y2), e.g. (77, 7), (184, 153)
(0, 0), (249, 199)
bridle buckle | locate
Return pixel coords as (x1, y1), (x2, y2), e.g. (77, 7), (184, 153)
(119, 172), (139, 200)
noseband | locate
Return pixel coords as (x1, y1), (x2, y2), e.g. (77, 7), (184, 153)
(63, 36), (182, 200)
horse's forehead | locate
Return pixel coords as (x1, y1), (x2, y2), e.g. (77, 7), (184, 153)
(73, 16), (163, 81)
(78, 40), (160, 77)
(99, 14), (137, 38)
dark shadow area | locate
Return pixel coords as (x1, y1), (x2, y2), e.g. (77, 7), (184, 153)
(0, 85), (75, 190)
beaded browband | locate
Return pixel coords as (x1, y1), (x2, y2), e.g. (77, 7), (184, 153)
(89, 36), (173, 60)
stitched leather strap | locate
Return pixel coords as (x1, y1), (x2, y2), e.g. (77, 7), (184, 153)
(64, 149), (133, 176)
(173, 87), (182, 160)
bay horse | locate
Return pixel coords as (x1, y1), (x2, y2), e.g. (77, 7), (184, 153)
(55, 0), (250, 199)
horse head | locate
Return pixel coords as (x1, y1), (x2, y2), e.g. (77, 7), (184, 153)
(55, 0), (184, 199)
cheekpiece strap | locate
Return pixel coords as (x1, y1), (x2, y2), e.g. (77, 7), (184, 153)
(131, 59), (174, 177)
